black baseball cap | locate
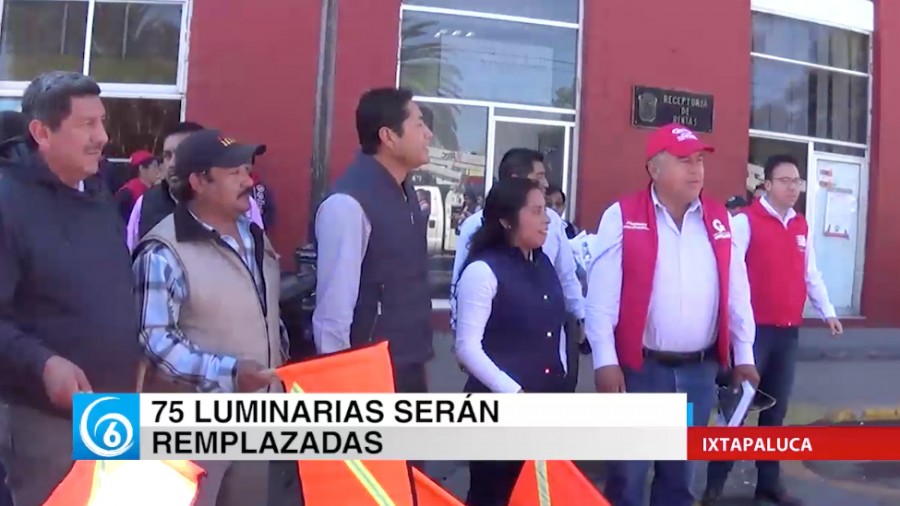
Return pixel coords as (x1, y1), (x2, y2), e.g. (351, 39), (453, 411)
(173, 129), (266, 178)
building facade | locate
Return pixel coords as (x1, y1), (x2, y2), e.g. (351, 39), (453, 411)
(2, 0), (898, 324)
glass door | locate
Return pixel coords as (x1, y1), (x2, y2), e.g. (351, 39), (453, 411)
(804, 153), (867, 316)
(487, 116), (575, 215)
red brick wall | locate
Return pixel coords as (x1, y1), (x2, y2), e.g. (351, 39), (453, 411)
(861, 0), (900, 323)
(185, 0), (321, 267)
(327, 0), (403, 183)
(576, 0), (752, 230)
(185, 1), (900, 326)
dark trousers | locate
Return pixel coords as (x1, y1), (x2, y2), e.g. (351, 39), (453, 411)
(394, 362), (428, 471)
(466, 378), (574, 506)
(393, 362), (428, 394)
(0, 465), (11, 506)
(0, 405), (72, 506)
(706, 325), (800, 493)
(604, 356), (719, 506)
(466, 460), (526, 506)
(563, 317), (580, 392)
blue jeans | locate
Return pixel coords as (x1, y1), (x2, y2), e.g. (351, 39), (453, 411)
(706, 325), (799, 494)
(604, 357), (719, 506)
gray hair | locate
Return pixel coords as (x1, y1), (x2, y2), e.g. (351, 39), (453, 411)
(647, 152), (667, 175)
(21, 71), (101, 131)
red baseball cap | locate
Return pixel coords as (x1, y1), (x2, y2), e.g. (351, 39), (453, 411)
(645, 123), (714, 161)
(129, 150), (156, 167)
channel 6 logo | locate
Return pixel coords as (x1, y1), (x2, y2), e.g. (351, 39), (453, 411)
(72, 393), (140, 460)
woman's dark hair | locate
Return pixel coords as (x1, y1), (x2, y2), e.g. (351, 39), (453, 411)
(464, 177), (541, 268)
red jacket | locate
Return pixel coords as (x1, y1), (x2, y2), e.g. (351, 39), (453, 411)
(117, 177), (149, 204)
(744, 200), (808, 326)
(616, 187), (732, 369)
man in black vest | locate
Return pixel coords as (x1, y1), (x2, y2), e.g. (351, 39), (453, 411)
(313, 87), (434, 394)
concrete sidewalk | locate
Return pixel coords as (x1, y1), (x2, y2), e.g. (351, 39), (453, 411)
(796, 327), (900, 361)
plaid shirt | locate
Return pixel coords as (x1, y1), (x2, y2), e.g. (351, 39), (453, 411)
(133, 213), (288, 393)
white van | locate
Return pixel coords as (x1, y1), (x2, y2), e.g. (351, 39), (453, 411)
(414, 185), (445, 254)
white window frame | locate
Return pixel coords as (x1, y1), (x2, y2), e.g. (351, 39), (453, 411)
(396, 0), (583, 201)
(749, 5), (874, 150)
(749, 5), (874, 317)
(0, 0), (192, 103)
(397, 1), (584, 308)
(751, 0), (873, 34)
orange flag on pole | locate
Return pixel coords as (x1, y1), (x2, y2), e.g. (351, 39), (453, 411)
(43, 460), (204, 506)
(276, 342), (396, 394)
(508, 460), (610, 506)
(275, 342), (417, 506)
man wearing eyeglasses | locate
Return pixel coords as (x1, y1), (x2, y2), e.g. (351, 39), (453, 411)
(703, 154), (842, 506)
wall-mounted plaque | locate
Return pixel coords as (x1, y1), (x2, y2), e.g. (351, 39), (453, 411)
(632, 86), (714, 133)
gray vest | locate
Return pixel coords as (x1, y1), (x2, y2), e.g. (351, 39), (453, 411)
(326, 153), (433, 365)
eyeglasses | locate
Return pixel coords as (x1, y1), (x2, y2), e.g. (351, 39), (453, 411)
(773, 177), (804, 187)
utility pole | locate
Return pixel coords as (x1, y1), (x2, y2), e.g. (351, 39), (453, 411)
(308, 0), (339, 244)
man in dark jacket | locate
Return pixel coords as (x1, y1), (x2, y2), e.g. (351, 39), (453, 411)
(313, 87), (434, 394)
(0, 71), (142, 506)
(125, 121), (204, 249)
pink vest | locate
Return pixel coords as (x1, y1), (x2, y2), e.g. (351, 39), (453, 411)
(616, 186), (732, 369)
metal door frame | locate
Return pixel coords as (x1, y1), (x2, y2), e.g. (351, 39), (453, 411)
(486, 116), (576, 205)
(806, 150), (869, 315)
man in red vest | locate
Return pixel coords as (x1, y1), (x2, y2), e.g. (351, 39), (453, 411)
(703, 154), (842, 506)
(584, 123), (759, 506)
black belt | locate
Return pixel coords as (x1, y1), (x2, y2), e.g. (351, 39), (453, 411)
(643, 346), (716, 367)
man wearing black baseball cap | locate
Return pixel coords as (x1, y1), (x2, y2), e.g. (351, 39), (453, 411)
(132, 129), (286, 505)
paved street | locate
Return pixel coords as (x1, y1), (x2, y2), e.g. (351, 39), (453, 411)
(424, 329), (900, 506)
(269, 328), (900, 505)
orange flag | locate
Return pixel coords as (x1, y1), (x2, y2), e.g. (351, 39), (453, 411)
(412, 467), (465, 506)
(276, 342), (396, 394)
(43, 460), (204, 506)
(508, 460), (610, 506)
(275, 342), (416, 506)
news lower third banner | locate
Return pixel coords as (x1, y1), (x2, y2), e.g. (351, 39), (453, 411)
(72, 393), (900, 462)
(71, 393), (689, 461)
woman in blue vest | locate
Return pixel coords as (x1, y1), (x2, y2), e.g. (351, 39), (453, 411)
(455, 177), (570, 506)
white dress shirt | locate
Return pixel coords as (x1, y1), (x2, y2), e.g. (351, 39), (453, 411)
(311, 193), (372, 354)
(584, 189), (756, 370)
(730, 197), (836, 320)
(454, 259), (568, 393)
(450, 208), (585, 327)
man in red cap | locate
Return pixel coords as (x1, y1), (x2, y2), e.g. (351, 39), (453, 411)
(115, 149), (161, 221)
(584, 123), (759, 506)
